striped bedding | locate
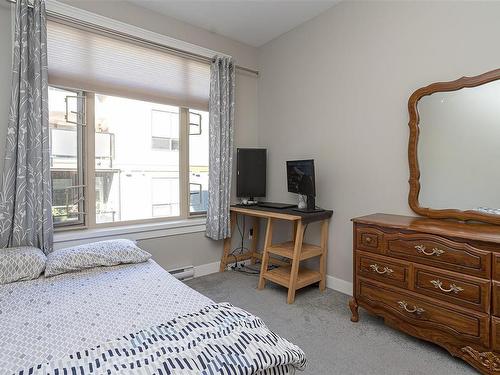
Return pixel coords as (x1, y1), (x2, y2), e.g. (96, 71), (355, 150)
(18, 302), (306, 374)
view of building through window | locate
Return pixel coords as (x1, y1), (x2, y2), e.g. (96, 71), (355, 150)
(94, 94), (181, 223)
(48, 86), (209, 227)
(189, 109), (209, 215)
(48, 86), (85, 226)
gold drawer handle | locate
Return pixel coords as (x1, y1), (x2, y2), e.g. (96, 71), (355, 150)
(415, 244), (445, 257)
(369, 263), (393, 275)
(398, 300), (425, 315)
(430, 279), (464, 294)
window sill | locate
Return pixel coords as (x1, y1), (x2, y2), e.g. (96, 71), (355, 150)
(53, 217), (207, 248)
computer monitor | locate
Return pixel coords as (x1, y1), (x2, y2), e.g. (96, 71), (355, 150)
(236, 148), (266, 201)
(287, 159), (319, 212)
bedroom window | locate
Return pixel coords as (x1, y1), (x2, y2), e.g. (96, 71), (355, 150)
(46, 19), (210, 229)
(49, 87), (209, 228)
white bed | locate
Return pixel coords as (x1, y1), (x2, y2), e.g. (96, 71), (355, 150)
(0, 260), (212, 374)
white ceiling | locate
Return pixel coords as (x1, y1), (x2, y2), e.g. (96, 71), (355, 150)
(126, 1), (339, 47)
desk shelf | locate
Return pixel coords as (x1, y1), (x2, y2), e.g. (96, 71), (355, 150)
(267, 241), (323, 260)
(263, 266), (321, 290)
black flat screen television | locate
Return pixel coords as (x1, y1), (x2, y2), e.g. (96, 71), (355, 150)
(236, 148), (266, 200)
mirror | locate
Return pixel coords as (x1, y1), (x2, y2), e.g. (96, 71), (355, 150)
(419, 80), (500, 212)
(408, 68), (500, 224)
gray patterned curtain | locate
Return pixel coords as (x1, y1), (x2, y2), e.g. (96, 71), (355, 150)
(0, 0), (53, 252)
(205, 56), (235, 240)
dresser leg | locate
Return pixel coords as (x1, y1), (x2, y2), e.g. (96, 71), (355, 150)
(349, 298), (359, 322)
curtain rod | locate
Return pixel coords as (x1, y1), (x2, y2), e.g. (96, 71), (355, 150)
(4, 0), (259, 76)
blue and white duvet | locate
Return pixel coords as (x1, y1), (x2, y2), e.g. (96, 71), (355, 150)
(19, 303), (306, 375)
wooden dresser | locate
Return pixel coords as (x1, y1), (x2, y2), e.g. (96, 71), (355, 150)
(350, 213), (500, 375)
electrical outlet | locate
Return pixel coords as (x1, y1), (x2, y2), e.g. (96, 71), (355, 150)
(249, 227), (254, 239)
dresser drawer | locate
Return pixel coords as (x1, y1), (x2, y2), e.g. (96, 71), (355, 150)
(385, 233), (491, 278)
(357, 278), (489, 346)
(493, 254), (500, 281)
(493, 281), (500, 316)
(356, 252), (409, 289)
(355, 227), (384, 253)
(413, 265), (490, 313)
(492, 317), (500, 351)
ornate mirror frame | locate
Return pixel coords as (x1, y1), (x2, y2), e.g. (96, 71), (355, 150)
(408, 68), (500, 225)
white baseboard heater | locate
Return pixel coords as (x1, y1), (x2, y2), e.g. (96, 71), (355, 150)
(168, 265), (195, 281)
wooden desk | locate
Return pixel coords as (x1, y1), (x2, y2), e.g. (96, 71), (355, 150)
(220, 205), (333, 303)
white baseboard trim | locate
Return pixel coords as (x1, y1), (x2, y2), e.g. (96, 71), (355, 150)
(326, 275), (353, 296)
(194, 261), (220, 278)
(193, 260), (353, 297)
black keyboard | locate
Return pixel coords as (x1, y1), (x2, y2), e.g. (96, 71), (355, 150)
(257, 202), (297, 209)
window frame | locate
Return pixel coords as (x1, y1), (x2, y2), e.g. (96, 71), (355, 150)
(187, 109), (209, 217)
(50, 85), (207, 232)
(49, 87), (87, 230)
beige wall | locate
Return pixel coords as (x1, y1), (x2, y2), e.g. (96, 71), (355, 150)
(257, 0), (500, 284)
(0, 0), (259, 271)
(138, 232), (222, 271)
(4, 0), (500, 284)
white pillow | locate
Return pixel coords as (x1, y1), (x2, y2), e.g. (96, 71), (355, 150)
(45, 239), (151, 277)
(0, 246), (46, 285)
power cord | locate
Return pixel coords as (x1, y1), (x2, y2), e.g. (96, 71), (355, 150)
(228, 216), (248, 270)
(230, 216), (268, 275)
(228, 215), (286, 276)
(235, 265), (260, 275)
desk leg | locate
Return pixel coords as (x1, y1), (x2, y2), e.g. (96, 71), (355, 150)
(287, 221), (305, 304)
(219, 211), (237, 272)
(257, 218), (273, 290)
(250, 216), (260, 265)
(319, 219), (330, 291)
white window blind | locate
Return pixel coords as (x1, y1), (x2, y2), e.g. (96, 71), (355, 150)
(47, 21), (210, 110)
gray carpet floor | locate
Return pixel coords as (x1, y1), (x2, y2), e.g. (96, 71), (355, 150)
(185, 270), (476, 375)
